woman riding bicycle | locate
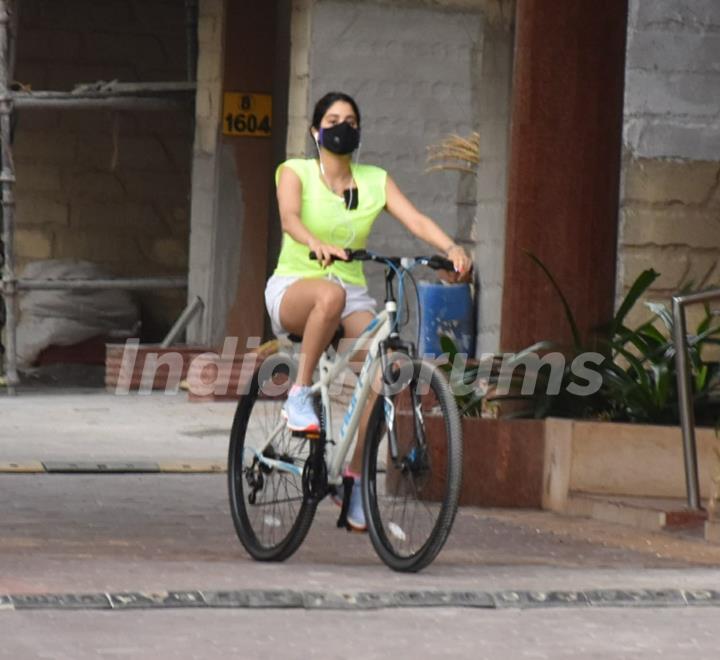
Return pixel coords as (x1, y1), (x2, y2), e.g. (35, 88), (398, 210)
(265, 91), (473, 530)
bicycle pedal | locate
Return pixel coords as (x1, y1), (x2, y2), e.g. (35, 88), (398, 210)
(291, 429), (323, 440)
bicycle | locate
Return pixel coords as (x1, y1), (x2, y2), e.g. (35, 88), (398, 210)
(228, 249), (463, 572)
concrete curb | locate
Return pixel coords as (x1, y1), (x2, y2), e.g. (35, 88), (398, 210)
(0, 461), (226, 474)
(2, 589), (720, 611)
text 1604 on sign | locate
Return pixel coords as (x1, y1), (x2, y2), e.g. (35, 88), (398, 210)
(223, 92), (272, 138)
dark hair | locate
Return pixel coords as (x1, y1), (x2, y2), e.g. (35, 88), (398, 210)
(311, 92), (361, 130)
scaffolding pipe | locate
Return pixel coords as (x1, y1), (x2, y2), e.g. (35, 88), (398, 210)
(0, 0), (19, 391)
(15, 277), (187, 291)
(12, 95), (191, 111)
(7, 0), (15, 81)
(0, 0), (197, 394)
(185, 0), (198, 83)
(160, 295), (203, 348)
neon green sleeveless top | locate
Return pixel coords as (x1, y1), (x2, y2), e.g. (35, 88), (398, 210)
(273, 158), (387, 287)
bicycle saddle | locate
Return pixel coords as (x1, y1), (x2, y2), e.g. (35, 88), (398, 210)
(286, 325), (344, 347)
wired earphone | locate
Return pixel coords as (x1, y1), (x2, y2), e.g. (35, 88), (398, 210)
(313, 129), (362, 248)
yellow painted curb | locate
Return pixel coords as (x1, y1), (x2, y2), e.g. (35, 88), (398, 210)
(0, 461), (45, 473)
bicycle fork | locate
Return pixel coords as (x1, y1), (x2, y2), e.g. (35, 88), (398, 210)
(379, 342), (429, 471)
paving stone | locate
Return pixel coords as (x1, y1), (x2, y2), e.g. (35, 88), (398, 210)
(42, 461), (161, 473)
(684, 590), (720, 606)
(446, 591), (495, 608)
(200, 591), (250, 608)
(352, 592), (398, 609)
(302, 591), (380, 609)
(161, 591), (207, 608)
(393, 590), (456, 607)
(10, 593), (111, 610)
(109, 591), (205, 609)
(586, 589), (686, 608)
(245, 590), (303, 608)
(494, 590), (590, 608)
(493, 590), (529, 608)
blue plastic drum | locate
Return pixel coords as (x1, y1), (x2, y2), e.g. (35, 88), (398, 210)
(417, 282), (475, 358)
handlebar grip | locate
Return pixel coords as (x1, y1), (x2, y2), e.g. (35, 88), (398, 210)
(427, 255), (455, 271)
(309, 248), (352, 262)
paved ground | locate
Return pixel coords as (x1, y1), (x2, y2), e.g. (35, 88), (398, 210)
(0, 390), (233, 463)
(2, 473), (720, 658)
(3, 607), (720, 660)
(3, 390), (720, 657)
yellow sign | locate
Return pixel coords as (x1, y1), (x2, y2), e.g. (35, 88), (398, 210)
(223, 92), (272, 137)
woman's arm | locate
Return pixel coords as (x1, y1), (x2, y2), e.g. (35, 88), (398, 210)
(384, 175), (472, 278)
(276, 165), (347, 267)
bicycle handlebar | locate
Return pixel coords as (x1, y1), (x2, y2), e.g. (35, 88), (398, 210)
(309, 248), (455, 272)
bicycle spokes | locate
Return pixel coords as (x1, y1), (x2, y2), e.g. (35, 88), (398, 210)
(364, 359), (462, 572)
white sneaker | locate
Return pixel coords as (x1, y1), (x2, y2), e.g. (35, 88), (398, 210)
(282, 386), (320, 432)
(346, 479), (367, 531)
(332, 475), (367, 532)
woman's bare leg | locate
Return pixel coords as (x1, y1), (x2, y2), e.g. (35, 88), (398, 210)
(340, 310), (377, 475)
(279, 279), (346, 385)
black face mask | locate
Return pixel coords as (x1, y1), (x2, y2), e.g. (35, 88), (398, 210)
(318, 122), (360, 155)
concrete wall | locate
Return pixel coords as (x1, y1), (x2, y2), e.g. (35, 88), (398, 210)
(285, 0), (513, 355)
(13, 0), (193, 340)
(186, 0), (226, 346)
(619, 0), (720, 330)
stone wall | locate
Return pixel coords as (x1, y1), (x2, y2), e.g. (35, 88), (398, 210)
(619, 0), (720, 331)
(13, 0), (193, 340)
(285, 0), (513, 355)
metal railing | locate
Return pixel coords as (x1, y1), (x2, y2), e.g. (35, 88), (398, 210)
(672, 287), (720, 511)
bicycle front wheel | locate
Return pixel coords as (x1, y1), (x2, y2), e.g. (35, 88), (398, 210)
(228, 355), (319, 562)
(363, 358), (462, 572)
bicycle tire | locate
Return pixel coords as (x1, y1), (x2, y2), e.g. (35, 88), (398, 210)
(228, 356), (319, 562)
(362, 358), (462, 572)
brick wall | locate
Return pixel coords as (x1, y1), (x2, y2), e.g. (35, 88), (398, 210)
(13, 0), (193, 340)
(619, 0), (720, 330)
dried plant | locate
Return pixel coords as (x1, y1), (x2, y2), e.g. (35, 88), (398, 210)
(425, 132), (480, 174)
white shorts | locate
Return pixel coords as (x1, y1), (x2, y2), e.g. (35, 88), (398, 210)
(264, 274), (377, 337)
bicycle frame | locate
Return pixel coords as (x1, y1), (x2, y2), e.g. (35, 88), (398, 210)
(250, 250), (456, 491)
(314, 304), (395, 483)
(252, 300), (396, 486)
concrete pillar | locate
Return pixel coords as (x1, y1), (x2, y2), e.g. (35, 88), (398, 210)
(472, 13), (514, 356)
(187, 0), (226, 345)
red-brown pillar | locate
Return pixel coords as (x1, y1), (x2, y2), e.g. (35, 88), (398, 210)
(223, 1), (289, 343)
(500, 0), (628, 352)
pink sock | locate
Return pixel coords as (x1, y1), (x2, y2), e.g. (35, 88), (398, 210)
(342, 467), (361, 480)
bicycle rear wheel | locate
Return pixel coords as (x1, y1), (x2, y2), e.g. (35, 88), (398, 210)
(228, 355), (319, 561)
(363, 358), (462, 572)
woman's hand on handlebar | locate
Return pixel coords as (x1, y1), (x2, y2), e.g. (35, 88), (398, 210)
(440, 245), (473, 283)
(308, 238), (348, 268)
